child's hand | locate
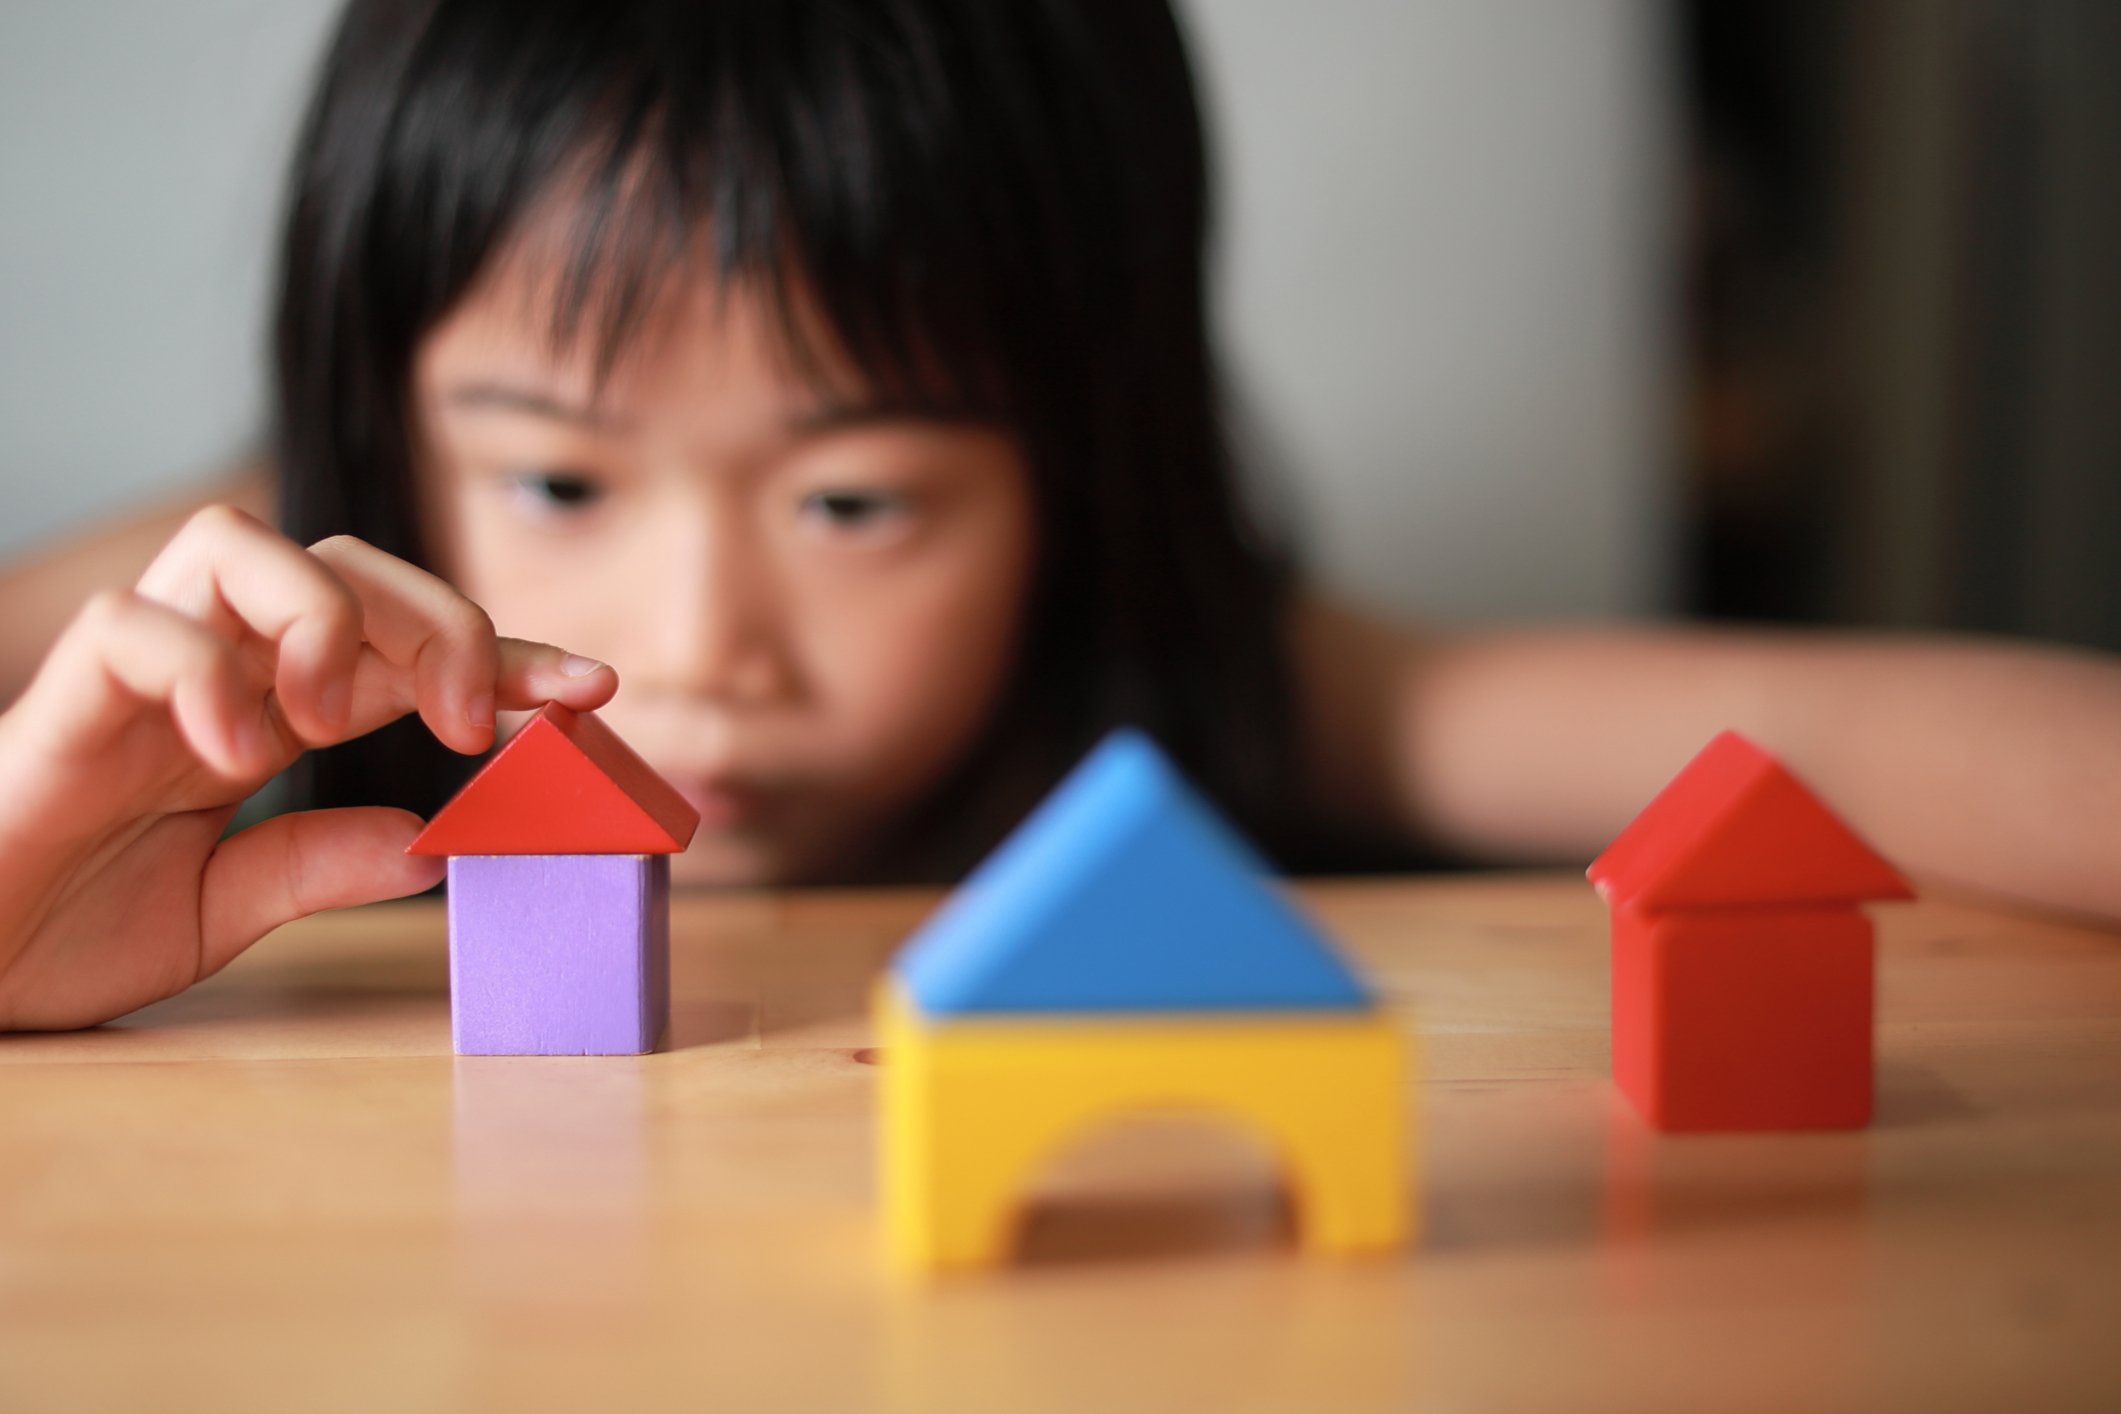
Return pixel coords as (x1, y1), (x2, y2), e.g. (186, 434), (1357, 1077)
(0, 506), (618, 1031)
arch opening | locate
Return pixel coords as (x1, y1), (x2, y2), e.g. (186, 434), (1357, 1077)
(1010, 1106), (1305, 1265)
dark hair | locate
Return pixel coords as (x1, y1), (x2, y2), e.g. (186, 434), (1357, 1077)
(274, 0), (1314, 880)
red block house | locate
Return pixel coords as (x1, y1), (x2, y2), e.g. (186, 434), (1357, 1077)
(407, 703), (699, 1056)
(1588, 731), (1913, 1130)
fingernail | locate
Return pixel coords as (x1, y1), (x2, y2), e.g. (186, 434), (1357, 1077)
(467, 692), (495, 729)
(560, 654), (604, 678)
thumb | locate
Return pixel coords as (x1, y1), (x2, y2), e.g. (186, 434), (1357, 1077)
(199, 807), (446, 977)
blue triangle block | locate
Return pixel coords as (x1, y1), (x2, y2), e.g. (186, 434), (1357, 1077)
(892, 729), (1374, 1015)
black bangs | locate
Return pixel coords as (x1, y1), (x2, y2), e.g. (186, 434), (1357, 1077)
(370, 0), (1049, 411)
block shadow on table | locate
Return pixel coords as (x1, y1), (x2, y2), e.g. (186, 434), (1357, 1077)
(1008, 1114), (1339, 1268)
(1871, 1061), (1979, 1129)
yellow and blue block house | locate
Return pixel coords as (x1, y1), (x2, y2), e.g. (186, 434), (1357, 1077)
(878, 730), (1414, 1271)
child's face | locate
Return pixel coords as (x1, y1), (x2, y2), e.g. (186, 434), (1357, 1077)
(410, 259), (1036, 886)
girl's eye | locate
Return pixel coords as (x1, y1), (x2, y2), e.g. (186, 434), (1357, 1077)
(800, 488), (912, 533)
(505, 471), (606, 518)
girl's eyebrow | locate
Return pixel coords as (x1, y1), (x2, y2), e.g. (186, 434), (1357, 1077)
(442, 381), (629, 431)
(789, 398), (986, 435)
(442, 382), (984, 437)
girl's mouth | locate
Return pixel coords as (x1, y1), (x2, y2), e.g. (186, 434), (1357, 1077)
(673, 778), (767, 830)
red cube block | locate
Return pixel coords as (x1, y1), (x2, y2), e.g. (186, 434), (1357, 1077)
(1590, 732), (1911, 1132)
(1611, 904), (1874, 1129)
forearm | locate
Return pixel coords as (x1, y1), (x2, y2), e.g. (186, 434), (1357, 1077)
(1399, 626), (2121, 924)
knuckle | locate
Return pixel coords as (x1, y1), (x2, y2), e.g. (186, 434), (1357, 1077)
(184, 502), (258, 541)
(280, 814), (320, 920)
(306, 533), (364, 558)
(300, 564), (363, 630)
(76, 587), (137, 632)
(325, 588), (365, 639)
(447, 599), (497, 647)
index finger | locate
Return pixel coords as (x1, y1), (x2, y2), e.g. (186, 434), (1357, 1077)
(308, 536), (616, 752)
(133, 505), (362, 744)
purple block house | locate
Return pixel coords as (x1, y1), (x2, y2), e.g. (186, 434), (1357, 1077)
(408, 704), (701, 1056)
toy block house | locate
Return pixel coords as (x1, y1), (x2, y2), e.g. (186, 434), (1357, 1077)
(878, 730), (1411, 1271)
(1588, 731), (1913, 1131)
(408, 704), (699, 1056)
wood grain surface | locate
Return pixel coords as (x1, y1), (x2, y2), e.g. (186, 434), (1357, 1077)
(3, 873), (2117, 1412)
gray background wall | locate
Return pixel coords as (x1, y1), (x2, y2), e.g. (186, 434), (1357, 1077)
(0, 0), (1675, 622)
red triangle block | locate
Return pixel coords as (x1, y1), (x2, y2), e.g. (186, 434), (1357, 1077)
(407, 704), (700, 856)
(1588, 731), (1911, 911)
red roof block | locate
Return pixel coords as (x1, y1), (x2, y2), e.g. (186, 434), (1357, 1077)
(1588, 731), (1911, 911)
(407, 703), (700, 857)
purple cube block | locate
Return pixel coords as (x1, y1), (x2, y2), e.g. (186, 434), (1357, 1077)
(446, 854), (670, 1055)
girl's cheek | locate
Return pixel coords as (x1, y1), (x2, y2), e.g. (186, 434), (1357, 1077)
(808, 511), (1032, 757)
(448, 496), (640, 656)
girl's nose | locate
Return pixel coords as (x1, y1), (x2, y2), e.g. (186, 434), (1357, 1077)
(638, 510), (797, 705)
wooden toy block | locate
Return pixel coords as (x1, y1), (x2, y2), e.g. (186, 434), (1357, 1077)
(893, 729), (1374, 1016)
(877, 982), (1412, 1271)
(1590, 730), (1911, 1131)
(1610, 904), (1873, 1129)
(878, 729), (1412, 1271)
(406, 704), (698, 1057)
(1589, 730), (1912, 911)
(408, 703), (700, 857)
(448, 854), (671, 1055)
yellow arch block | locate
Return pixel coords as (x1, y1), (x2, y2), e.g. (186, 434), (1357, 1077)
(877, 984), (1415, 1270)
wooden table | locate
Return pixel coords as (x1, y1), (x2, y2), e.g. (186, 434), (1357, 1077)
(3, 874), (2118, 1412)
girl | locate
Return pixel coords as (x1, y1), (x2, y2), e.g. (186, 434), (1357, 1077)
(2, 0), (2117, 1032)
